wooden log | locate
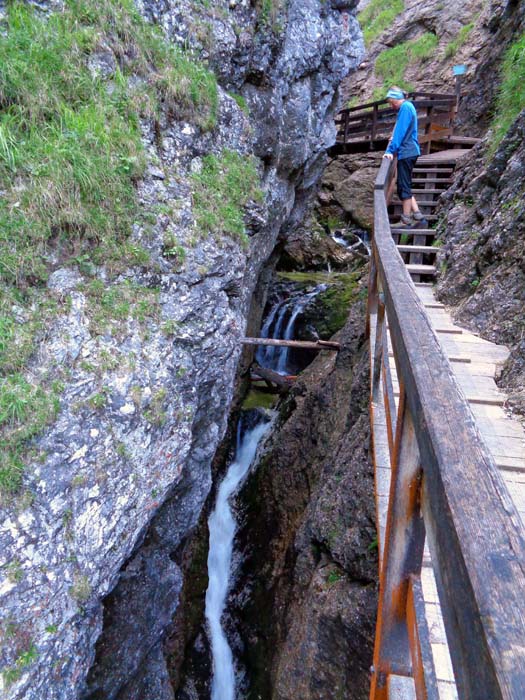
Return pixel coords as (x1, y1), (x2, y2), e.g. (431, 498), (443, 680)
(251, 364), (293, 392)
(241, 337), (340, 351)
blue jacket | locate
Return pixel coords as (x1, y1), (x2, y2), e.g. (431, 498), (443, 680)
(385, 100), (420, 160)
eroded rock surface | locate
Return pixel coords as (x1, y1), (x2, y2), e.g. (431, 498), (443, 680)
(0, 2), (364, 699)
(435, 109), (525, 415)
(230, 297), (377, 700)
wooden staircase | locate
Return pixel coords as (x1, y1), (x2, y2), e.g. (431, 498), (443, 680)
(387, 152), (469, 281)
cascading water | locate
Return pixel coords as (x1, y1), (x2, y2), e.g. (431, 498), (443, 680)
(205, 417), (270, 700)
(205, 282), (324, 698)
(257, 287), (325, 375)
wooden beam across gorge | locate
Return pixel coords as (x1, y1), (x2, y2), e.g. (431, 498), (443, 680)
(241, 337), (340, 351)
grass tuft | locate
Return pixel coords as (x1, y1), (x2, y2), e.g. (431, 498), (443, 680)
(444, 22), (474, 58)
(191, 150), (262, 246)
(374, 33), (437, 92)
(489, 33), (525, 154)
(0, 0), (218, 288)
(358, 0), (404, 47)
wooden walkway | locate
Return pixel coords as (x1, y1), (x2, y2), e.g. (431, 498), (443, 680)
(369, 147), (525, 699)
(373, 282), (525, 699)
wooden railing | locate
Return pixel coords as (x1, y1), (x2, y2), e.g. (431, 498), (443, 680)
(334, 92), (457, 154)
(368, 157), (525, 699)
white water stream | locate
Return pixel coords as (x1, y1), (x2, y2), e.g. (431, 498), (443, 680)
(205, 419), (270, 700)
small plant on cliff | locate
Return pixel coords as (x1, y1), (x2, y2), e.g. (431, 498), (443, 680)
(444, 22), (474, 58)
(0, 375), (60, 495)
(191, 149), (263, 246)
(358, 0), (404, 47)
(490, 33), (525, 154)
(374, 33), (437, 91)
(2, 643), (38, 688)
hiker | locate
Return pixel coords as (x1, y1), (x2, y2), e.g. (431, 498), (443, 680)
(383, 87), (427, 228)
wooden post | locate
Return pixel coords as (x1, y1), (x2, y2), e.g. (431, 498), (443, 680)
(370, 395), (426, 700)
(372, 104), (378, 141)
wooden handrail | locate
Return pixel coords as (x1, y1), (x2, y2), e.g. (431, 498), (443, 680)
(333, 92), (458, 153)
(369, 157), (525, 699)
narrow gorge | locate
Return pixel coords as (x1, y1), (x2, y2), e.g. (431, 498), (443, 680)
(1, 0), (525, 699)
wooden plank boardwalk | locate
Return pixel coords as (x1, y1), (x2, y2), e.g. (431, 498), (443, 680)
(373, 282), (525, 699)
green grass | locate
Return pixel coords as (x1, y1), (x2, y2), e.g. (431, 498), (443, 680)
(444, 22), (474, 58)
(0, 374), (60, 494)
(84, 279), (160, 336)
(0, 0), (217, 287)
(2, 643), (38, 688)
(374, 33), (437, 91)
(489, 33), (525, 154)
(191, 149), (262, 246)
(411, 32), (438, 61)
(0, 0), (220, 494)
(358, 0), (404, 47)
(256, 0), (284, 28)
(243, 389), (279, 411)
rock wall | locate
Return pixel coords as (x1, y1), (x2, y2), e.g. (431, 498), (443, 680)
(435, 109), (525, 415)
(0, 1), (364, 698)
(229, 296), (377, 700)
(349, 0), (525, 135)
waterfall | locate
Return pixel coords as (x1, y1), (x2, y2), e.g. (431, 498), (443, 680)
(205, 417), (270, 700)
(258, 287), (325, 375)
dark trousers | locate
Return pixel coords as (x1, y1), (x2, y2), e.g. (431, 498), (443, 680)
(397, 156), (418, 201)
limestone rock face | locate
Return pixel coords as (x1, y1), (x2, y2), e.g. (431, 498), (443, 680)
(320, 152), (383, 229)
(436, 109), (525, 414)
(351, 0), (525, 135)
(0, 2), (364, 700)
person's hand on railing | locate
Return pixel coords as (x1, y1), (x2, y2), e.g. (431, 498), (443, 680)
(383, 153), (393, 160)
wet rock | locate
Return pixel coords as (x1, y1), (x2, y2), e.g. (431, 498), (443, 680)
(320, 153), (383, 230)
(230, 298), (377, 699)
(279, 224), (360, 271)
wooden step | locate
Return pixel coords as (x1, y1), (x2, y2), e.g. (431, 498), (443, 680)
(412, 177), (453, 184)
(392, 199), (439, 207)
(413, 168), (454, 174)
(406, 264), (436, 275)
(390, 228), (436, 235)
(396, 244), (438, 254)
(411, 189), (446, 195)
(390, 213), (439, 221)
(435, 135), (482, 146)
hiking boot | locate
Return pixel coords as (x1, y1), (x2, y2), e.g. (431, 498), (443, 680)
(412, 211), (428, 227)
(390, 214), (414, 229)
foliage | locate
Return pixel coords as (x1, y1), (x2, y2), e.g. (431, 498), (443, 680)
(410, 32), (438, 61)
(327, 569), (343, 585)
(256, 0), (284, 29)
(374, 33), (437, 90)
(0, 0), (217, 289)
(444, 22), (474, 58)
(358, 0), (404, 47)
(489, 33), (525, 154)
(242, 389), (279, 410)
(69, 572), (91, 603)
(229, 92), (249, 114)
(0, 374), (59, 494)
(1, 643), (38, 688)
(191, 149), (262, 245)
